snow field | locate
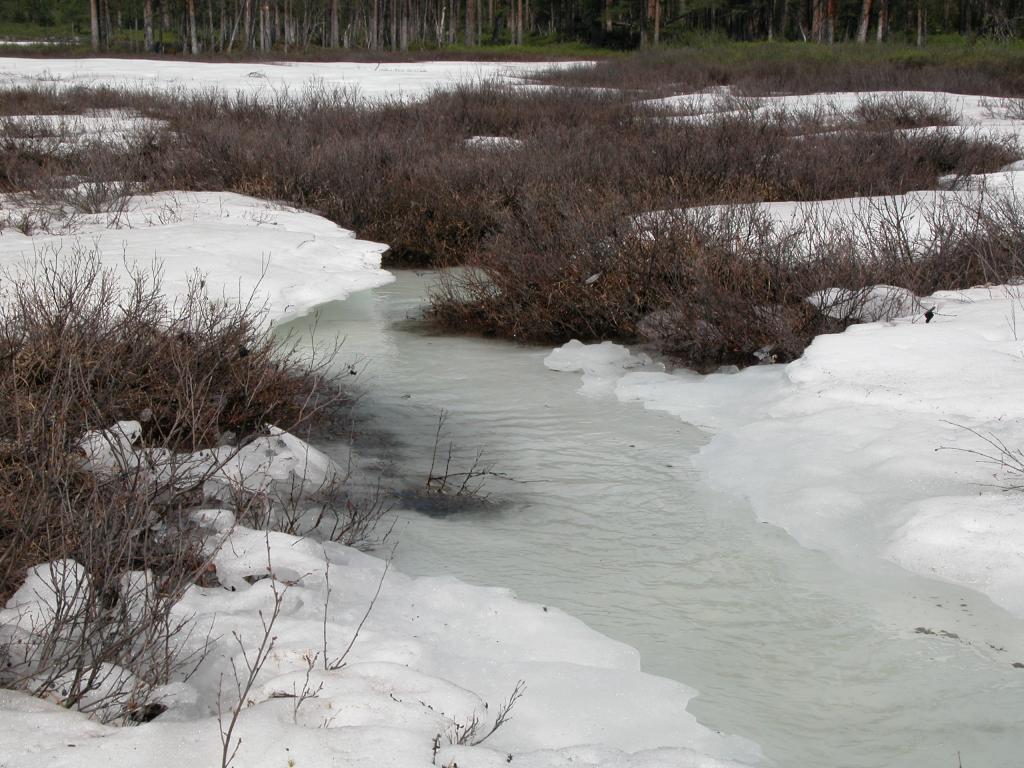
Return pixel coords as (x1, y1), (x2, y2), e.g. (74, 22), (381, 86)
(0, 190), (394, 323)
(0, 58), (574, 102)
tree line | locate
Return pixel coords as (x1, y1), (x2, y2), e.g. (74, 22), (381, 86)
(4, 0), (1023, 52)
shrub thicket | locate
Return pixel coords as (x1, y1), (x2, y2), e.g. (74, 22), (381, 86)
(0, 77), (1020, 369)
(0, 253), (362, 721)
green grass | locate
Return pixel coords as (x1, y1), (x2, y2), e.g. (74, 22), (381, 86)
(0, 20), (80, 41)
(418, 38), (617, 58)
(665, 36), (1024, 67)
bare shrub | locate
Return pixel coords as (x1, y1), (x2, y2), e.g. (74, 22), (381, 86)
(444, 680), (526, 748)
(853, 93), (960, 130)
(0, 81), (1019, 370)
(995, 98), (1024, 120)
(433, 193), (1024, 368)
(2, 82), (1014, 270)
(218, 570), (285, 768)
(0, 251), (360, 722)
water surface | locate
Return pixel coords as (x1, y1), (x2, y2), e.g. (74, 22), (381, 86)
(285, 271), (1024, 768)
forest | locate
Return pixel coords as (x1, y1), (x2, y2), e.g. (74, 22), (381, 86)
(2, 0), (1023, 53)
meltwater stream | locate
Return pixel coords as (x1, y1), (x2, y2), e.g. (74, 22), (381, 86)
(284, 271), (1024, 768)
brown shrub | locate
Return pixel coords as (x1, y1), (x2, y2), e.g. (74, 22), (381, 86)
(432, 196), (1024, 368)
(0, 253), (362, 721)
(0, 79), (1020, 371)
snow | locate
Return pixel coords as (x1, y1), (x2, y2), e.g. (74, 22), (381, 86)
(885, 495), (1024, 616)
(0, 190), (393, 323)
(4, 73), (1020, 763)
(465, 135), (525, 149)
(807, 284), (923, 322)
(203, 425), (345, 500)
(543, 339), (660, 396)
(547, 282), (1024, 618)
(0, 560), (91, 634)
(0, 497), (761, 768)
(650, 89), (1013, 127)
(0, 57), (574, 102)
(558, 91), (1024, 619)
(1, 109), (165, 151)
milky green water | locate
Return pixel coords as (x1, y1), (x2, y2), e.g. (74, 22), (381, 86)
(284, 271), (1024, 768)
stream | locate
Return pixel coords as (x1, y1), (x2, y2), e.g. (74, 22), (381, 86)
(283, 270), (1024, 768)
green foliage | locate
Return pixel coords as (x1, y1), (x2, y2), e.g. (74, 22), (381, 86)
(0, 0), (85, 30)
(3, 0), (1024, 52)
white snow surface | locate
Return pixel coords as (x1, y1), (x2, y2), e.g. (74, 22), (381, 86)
(544, 339), (661, 396)
(0, 494), (760, 767)
(465, 134), (525, 149)
(1, 109), (164, 151)
(0, 190), (393, 322)
(0, 57), (573, 101)
(548, 282), (1024, 617)
(649, 89), (1020, 132)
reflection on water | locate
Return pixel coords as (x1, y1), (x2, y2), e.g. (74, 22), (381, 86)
(283, 271), (1024, 768)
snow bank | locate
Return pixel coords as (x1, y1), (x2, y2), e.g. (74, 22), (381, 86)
(807, 284), (923, 322)
(1, 109), (165, 151)
(544, 339), (661, 396)
(650, 90), (1024, 186)
(0, 421), (762, 766)
(640, 166), (1024, 264)
(0, 190), (393, 322)
(0, 57), (575, 102)
(0, 529), (761, 768)
(649, 89), (1016, 128)
(546, 283), (1024, 618)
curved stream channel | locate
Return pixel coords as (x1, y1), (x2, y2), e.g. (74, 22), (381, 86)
(284, 271), (1024, 768)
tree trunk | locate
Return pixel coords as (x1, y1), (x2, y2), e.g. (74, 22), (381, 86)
(389, 0), (397, 48)
(219, 0), (228, 49)
(187, 0), (199, 52)
(208, 0), (216, 51)
(465, 0), (475, 44)
(243, 0), (252, 49)
(654, 0), (661, 44)
(90, 0), (101, 51)
(143, 0), (154, 50)
(101, 0), (112, 44)
(260, 0), (269, 50)
(826, 0), (836, 41)
(916, 1), (925, 44)
(331, 0), (340, 45)
(876, 0), (888, 40)
(856, 0), (872, 40)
